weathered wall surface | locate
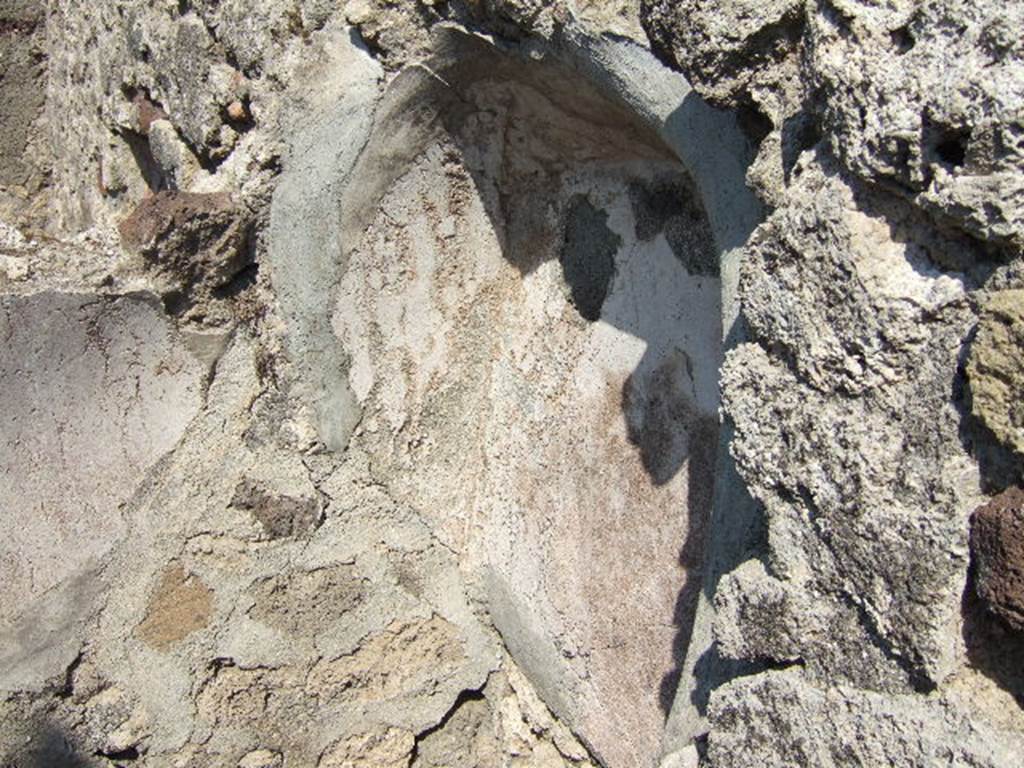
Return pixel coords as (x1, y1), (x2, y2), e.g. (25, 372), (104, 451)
(0, 229), (595, 766)
(643, 0), (1024, 765)
(0, 287), (204, 625)
(334, 111), (720, 766)
(0, 1), (1022, 768)
(268, 21), (758, 768)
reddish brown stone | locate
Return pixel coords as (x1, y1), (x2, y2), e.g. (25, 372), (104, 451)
(119, 190), (250, 305)
(971, 486), (1024, 631)
(133, 91), (169, 135)
(119, 190), (234, 251)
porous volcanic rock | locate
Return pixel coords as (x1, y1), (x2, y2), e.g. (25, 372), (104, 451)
(2, 1), (1023, 767)
(119, 190), (252, 321)
(972, 487), (1024, 631)
(707, 668), (1024, 768)
(646, 0), (1024, 764)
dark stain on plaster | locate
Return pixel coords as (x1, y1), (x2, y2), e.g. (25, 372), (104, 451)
(624, 349), (701, 486)
(560, 196), (619, 322)
(628, 176), (718, 276)
(231, 477), (322, 540)
(14, 722), (93, 768)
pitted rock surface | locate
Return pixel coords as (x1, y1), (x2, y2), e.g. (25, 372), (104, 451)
(972, 487), (1024, 632)
(1, 1), (1023, 767)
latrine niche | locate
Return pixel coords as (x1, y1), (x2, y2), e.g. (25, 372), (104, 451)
(330, 29), (730, 768)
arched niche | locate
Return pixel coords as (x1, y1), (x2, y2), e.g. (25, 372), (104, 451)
(269, 24), (761, 768)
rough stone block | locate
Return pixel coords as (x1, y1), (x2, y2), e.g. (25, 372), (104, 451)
(972, 486), (1024, 631)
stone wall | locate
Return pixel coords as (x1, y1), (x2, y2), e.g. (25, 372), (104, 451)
(0, 2), (1021, 768)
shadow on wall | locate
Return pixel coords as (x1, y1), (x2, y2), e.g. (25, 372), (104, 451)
(608, 179), (723, 716)
(655, 90), (769, 730)
(435, 58), (726, 719)
(562, 178), (724, 718)
(646, 407), (719, 714)
(961, 566), (1024, 708)
(956, 330), (1024, 706)
(957, 326), (1024, 496)
(8, 723), (95, 768)
(329, 28), (765, 760)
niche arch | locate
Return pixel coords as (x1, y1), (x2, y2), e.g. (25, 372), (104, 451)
(270, 25), (761, 768)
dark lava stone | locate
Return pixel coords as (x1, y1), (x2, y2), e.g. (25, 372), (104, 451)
(972, 486), (1024, 632)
